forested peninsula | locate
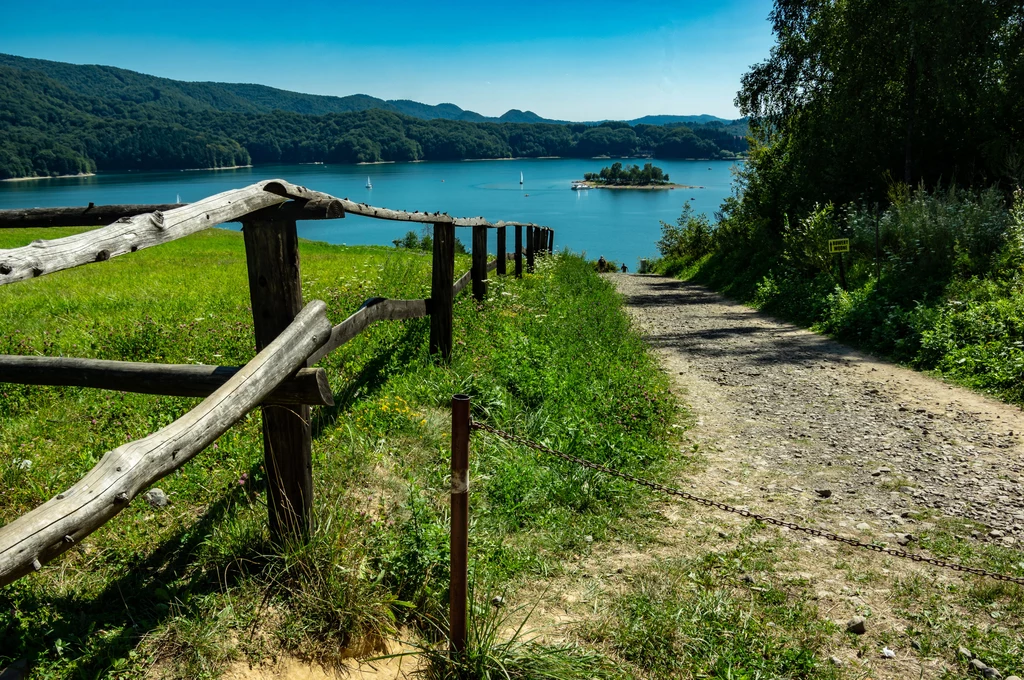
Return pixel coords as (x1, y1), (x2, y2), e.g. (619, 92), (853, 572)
(0, 54), (747, 179)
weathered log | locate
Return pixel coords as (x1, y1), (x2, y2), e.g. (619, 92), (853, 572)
(515, 225), (523, 278)
(0, 301), (332, 588)
(308, 297), (429, 365)
(430, 222), (456, 360)
(471, 225), (487, 301)
(243, 216), (311, 540)
(453, 270), (472, 296)
(262, 181), (492, 226)
(0, 179), (311, 286)
(496, 226), (506, 276)
(0, 204), (184, 229)
(233, 197), (345, 223)
(0, 356), (332, 406)
(526, 226), (536, 272)
(0, 198), (346, 230)
(486, 259), (499, 273)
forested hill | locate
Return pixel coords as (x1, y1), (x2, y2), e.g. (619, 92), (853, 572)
(0, 53), (526, 121)
(0, 54), (748, 179)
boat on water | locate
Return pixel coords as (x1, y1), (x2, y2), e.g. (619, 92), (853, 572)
(520, 171), (523, 186)
(571, 181), (588, 191)
(365, 176), (372, 189)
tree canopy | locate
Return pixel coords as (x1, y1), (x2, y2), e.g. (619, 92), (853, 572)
(736, 0), (1024, 232)
(584, 162), (670, 186)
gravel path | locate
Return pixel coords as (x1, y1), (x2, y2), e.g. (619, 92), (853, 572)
(612, 274), (1024, 543)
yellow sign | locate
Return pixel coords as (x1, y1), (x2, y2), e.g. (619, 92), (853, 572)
(829, 238), (850, 254)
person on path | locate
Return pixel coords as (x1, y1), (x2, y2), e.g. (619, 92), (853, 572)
(597, 256), (607, 272)
(621, 263), (628, 273)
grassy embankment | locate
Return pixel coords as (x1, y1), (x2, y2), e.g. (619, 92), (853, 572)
(658, 187), (1024, 406)
(0, 227), (884, 679)
(0, 228), (666, 678)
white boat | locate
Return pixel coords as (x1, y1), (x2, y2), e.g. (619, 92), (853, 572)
(520, 171), (523, 185)
(571, 181), (588, 191)
(365, 176), (372, 189)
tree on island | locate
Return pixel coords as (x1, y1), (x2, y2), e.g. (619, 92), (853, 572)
(583, 162), (669, 186)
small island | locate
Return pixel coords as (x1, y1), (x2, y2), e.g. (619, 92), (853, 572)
(573, 162), (690, 190)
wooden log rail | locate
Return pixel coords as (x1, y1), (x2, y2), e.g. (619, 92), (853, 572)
(0, 177), (555, 586)
(0, 357), (333, 406)
(0, 301), (332, 588)
(0, 180), (554, 290)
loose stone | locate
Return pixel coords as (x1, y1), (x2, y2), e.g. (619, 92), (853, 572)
(846, 616), (866, 635)
(143, 488), (169, 508)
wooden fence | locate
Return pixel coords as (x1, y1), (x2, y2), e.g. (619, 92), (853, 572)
(0, 179), (554, 587)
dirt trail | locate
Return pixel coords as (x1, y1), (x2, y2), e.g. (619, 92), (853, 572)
(521, 274), (1024, 680)
(613, 274), (1024, 542)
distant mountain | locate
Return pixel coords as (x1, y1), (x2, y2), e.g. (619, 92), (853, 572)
(0, 53), (555, 123)
(0, 53), (738, 128)
(627, 114), (734, 126)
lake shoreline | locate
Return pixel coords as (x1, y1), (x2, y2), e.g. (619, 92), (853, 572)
(179, 164), (252, 172)
(576, 181), (706, 191)
(0, 158), (740, 268)
(2, 172), (96, 183)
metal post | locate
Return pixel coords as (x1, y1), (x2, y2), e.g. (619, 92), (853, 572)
(450, 394), (470, 656)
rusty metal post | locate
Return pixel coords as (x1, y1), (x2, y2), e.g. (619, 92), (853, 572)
(450, 394), (470, 656)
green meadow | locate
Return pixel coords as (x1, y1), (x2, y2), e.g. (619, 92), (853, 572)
(0, 228), (683, 678)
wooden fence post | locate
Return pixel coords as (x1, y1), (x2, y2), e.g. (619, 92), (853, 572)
(515, 225), (523, 278)
(242, 217), (312, 541)
(547, 229), (554, 254)
(449, 394), (470, 656)
(496, 226), (506, 276)
(431, 222), (455, 361)
(526, 226), (535, 272)
(472, 224), (487, 301)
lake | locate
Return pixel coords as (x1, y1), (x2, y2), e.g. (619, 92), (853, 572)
(0, 158), (740, 268)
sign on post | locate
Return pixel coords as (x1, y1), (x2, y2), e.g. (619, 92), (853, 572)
(828, 238), (850, 254)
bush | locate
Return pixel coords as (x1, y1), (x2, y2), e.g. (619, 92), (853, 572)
(671, 183), (1024, 404)
(656, 202), (713, 264)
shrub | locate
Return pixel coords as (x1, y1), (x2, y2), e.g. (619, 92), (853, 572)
(656, 202), (713, 264)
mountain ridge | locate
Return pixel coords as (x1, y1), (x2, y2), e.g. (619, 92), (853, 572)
(0, 53), (741, 126)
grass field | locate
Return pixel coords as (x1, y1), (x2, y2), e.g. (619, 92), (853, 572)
(0, 228), (682, 678)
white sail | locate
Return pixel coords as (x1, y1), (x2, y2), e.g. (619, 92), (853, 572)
(520, 172), (523, 184)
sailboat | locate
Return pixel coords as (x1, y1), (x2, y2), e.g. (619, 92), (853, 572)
(520, 171), (523, 186)
(365, 176), (372, 189)
(176, 193), (180, 203)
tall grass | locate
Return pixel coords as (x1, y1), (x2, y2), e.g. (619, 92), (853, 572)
(0, 229), (678, 678)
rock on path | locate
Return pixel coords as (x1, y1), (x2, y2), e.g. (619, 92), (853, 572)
(612, 275), (1024, 541)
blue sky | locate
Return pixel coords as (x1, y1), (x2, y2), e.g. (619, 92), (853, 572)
(0, 0), (776, 120)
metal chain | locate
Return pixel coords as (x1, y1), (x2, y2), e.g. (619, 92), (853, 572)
(469, 420), (1024, 586)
